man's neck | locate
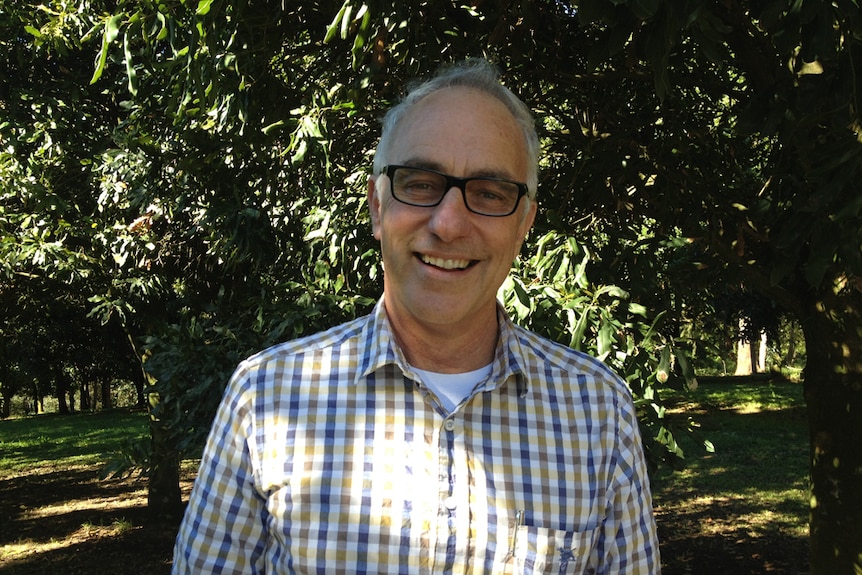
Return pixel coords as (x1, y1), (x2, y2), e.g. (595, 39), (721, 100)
(384, 304), (499, 373)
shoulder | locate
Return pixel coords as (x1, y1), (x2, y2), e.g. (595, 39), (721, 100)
(510, 323), (632, 399)
(513, 323), (619, 377)
(235, 314), (370, 376)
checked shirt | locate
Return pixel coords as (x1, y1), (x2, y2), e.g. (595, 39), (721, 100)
(172, 300), (660, 574)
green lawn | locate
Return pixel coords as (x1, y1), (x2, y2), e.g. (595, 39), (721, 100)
(0, 409), (148, 478)
(652, 380), (810, 574)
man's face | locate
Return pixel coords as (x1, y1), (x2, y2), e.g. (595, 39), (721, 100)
(368, 87), (537, 336)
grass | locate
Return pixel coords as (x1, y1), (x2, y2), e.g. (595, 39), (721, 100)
(0, 409), (173, 574)
(0, 409), (148, 478)
(652, 379), (810, 574)
(0, 383), (810, 574)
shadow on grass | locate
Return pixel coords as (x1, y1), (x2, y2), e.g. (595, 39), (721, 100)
(0, 517), (177, 575)
(657, 499), (809, 575)
(0, 467), (182, 575)
(654, 387), (810, 575)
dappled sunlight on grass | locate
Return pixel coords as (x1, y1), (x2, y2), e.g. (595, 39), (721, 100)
(734, 402), (765, 414)
(25, 489), (148, 519)
(0, 410), (192, 574)
(653, 380), (809, 574)
(0, 411), (149, 479)
(1, 518), (139, 564)
(0, 386), (809, 574)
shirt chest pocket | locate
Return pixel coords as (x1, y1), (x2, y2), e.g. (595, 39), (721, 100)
(511, 525), (600, 574)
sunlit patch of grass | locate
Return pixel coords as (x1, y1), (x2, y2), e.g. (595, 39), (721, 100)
(2, 517), (143, 563)
(78, 518), (136, 537)
(0, 410), (148, 479)
(1, 539), (66, 562)
(26, 490), (148, 519)
(111, 517), (135, 534)
(733, 402), (765, 414)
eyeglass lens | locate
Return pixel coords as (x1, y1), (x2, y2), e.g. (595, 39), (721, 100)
(389, 166), (522, 216)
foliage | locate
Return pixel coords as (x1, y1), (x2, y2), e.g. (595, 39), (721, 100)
(502, 230), (706, 471)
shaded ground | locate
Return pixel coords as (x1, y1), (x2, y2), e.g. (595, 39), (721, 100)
(655, 497), (809, 575)
(0, 465), (193, 575)
(652, 395), (810, 575)
(0, 463), (808, 574)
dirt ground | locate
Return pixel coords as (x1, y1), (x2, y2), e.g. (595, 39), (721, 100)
(654, 501), (809, 575)
(0, 465), (809, 574)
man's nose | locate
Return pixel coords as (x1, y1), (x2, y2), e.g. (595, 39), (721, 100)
(427, 185), (472, 239)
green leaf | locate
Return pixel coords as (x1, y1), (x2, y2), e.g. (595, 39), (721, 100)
(642, 310), (668, 342)
(262, 120), (285, 135)
(325, 2), (349, 43)
(570, 308), (590, 351)
(628, 302), (648, 316)
(341, 3), (354, 39)
(510, 277), (532, 319)
(106, 13), (123, 43)
(675, 348), (696, 383)
(598, 321), (615, 357)
(124, 30), (138, 96)
(628, 0), (661, 20)
(196, 0), (214, 16)
(90, 13), (124, 85)
(351, 6), (372, 69)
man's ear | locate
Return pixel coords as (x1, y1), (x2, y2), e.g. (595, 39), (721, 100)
(368, 175), (382, 240)
(513, 197), (538, 257)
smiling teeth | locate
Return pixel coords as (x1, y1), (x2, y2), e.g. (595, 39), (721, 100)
(422, 255), (470, 270)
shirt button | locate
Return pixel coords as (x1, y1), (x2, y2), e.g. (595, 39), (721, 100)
(443, 419), (456, 431)
(443, 496), (457, 510)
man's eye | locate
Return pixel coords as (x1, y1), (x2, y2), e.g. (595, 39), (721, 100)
(408, 181), (436, 190)
(478, 189), (504, 201)
(472, 185), (510, 202)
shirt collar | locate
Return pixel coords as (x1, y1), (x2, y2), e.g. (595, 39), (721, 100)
(357, 298), (410, 381)
(357, 298), (529, 395)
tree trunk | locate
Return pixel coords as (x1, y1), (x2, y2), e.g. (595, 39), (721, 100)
(101, 380), (113, 410)
(148, 415), (183, 523)
(801, 283), (862, 574)
(757, 331), (767, 372)
(1, 385), (13, 418)
(735, 317), (754, 375)
(81, 381), (91, 411)
(784, 325), (798, 367)
(56, 381), (69, 414)
(138, 343), (183, 523)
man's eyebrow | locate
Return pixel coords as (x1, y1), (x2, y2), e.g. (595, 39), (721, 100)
(398, 158), (445, 172)
(399, 158), (519, 181)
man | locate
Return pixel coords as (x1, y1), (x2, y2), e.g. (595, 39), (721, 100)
(173, 58), (660, 574)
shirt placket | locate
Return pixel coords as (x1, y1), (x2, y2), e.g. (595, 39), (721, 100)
(434, 412), (474, 574)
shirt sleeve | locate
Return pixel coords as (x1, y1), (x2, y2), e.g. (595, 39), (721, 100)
(600, 385), (662, 574)
(172, 365), (267, 574)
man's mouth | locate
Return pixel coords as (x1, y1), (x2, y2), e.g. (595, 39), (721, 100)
(419, 254), (474, 270)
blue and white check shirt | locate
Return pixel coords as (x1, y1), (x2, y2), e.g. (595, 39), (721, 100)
(173, 300), (660, 574)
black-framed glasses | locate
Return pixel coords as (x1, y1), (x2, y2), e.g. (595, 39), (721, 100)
(383, 165), (528, 217)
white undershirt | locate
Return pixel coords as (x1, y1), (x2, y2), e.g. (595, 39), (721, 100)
(412, 364), (493, 413)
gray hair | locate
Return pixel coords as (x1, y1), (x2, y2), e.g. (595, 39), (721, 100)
(372, 58), (539, 199)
